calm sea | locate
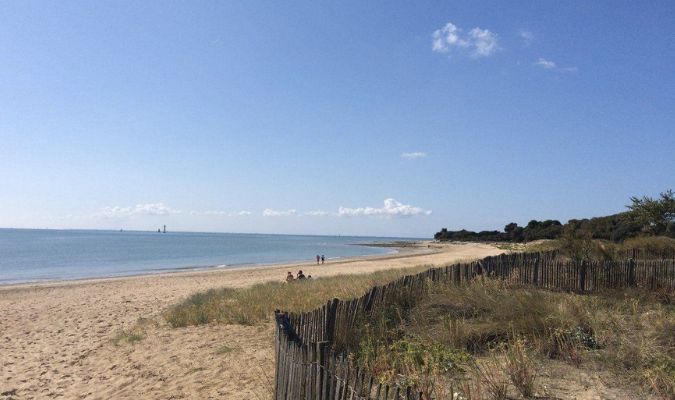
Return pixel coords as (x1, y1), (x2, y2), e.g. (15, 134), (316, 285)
(0, 229), (409, 285)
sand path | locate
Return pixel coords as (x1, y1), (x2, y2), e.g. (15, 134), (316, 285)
(0, 242), (501, 399)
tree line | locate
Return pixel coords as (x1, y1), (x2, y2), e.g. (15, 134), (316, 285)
(434, 190), (675, 242)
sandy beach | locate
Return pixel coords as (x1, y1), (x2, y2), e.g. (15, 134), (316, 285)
(0, 242), (502, 400)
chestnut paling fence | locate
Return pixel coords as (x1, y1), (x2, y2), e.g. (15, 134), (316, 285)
(274, 251), (675, 400)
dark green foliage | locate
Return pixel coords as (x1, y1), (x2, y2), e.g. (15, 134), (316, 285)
(628, 189), (675, 236)
(434, 190), (670, 243)
(434, 220), (563, 242)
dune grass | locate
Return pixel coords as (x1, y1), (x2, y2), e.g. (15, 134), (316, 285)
(163, 265), (432, 328)
(353, 279), (675, 398)
(162, 255), (674, 397)
(622, 236), (675, 254)
(111, 317), (157, 345)
(525, 235), (675, 261)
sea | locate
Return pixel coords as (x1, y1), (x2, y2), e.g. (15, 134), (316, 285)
(0, 228), (414, 285)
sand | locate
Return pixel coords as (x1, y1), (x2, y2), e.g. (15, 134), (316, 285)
(0, 242), (502, 399)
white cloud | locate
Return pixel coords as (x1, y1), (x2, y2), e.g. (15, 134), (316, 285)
(535, 57), (556, 69)
(305, 210), (330, 217)
(98, 203), (181, 218)
(535, 57), (577, 73)
(263, 209), (297, 217)
(468, 28), (499, 57)
(432, 22), (499, 57)
(190, 210), (226, 216)
(338, 198), (432, 218)
(190, 210), (252, 217)
(432, 22), (469, 52)
(401, 151), (427, 160)
(519, 30), (534, 45)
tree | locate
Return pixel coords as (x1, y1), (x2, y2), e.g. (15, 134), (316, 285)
(504, 222), (524, 241)
(560, 225), (594, 263)
(504, 222), (518, 234)
(627, 189), (675, 235)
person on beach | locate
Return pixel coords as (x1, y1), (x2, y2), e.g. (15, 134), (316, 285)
(316, 255), (320, 265)
(307, 275), (312, 279)
(297, 270), (306, 280)
(321, 255), (325, 264)
(286, 271), (295, 283)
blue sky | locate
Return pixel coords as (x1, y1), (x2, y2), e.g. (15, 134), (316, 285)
(1, 1), (673, 237)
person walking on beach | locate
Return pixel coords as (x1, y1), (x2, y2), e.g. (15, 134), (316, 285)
(321, 255), (325, 264)
(286, 271), (295, 283)
(316, 255), (320, 265)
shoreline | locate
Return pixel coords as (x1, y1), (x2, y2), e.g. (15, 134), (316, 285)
(0, 241), (427, 291)
(0, 230), (422, 288)
(0, 241), (501, 399)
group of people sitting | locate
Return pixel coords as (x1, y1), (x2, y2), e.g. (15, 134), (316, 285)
(286, 270), (311, 282)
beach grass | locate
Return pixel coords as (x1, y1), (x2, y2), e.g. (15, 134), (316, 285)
(524, 236), (675, 260)
(162, 249), (675, 397)
(112, 329), (145, 346)
(163, 265), (433, 328)
(353, 279), (675, 398)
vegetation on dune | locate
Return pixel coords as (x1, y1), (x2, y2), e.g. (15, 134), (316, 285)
(435, 189), (675, 243)
(350, 279), (675, 399)
(162, 250), (675, 398)
(629, 189), (675, 236)
(163, 266), (431, 327)
(161, 187), (675, 398)
(525, 234), (675, 262)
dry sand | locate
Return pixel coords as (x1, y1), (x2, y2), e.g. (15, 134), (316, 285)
(0, 242), (502, 399)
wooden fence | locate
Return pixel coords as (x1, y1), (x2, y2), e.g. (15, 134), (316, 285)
(274, 252), (675, 400)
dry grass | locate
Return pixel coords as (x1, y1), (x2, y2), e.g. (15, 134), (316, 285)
(162, 253), (674, 398)
(526, 236), (675, 261)
(163, 265), (431, 327)
(471, 357), (508, 400)
(503, 338), (537, 397)
(111, 317), (157, 345)
(354, 279), (674, 399)
(623, 236), (675, 254)
(408, 280), (594, 355)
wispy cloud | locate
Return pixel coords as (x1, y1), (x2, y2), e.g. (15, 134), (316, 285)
(305, 210), (330, 217)
(519, 30), (534, 45)
(263, 209), (297, 217)
(535, 57), (557, 69)
(97, 203), (181, 218)
(535, 57), (578, 73)
(401, 151), (427, 160)
(338, 198), (432, 218)
(190, 210), (252, 217)
(432, 22), (499, 57)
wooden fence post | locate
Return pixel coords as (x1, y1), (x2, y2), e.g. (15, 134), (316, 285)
(579, 260), (587, 292)
(273, 250), (675, 400)
(628, 258), (636, 287)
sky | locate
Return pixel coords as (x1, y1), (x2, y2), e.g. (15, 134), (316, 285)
(1, 1), (674, 238)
